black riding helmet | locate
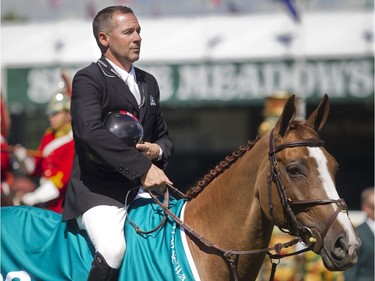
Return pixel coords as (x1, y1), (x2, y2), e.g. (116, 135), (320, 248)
(103, 110), (144, 147)
(88, 110), (144, 170)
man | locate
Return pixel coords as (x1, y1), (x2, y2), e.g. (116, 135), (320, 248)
(344, 187), (374, 281)
(62, 6), (174, 281)
(14, 91), (74, 213)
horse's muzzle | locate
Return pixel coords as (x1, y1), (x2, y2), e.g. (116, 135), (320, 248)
(320, 232), (360, 271)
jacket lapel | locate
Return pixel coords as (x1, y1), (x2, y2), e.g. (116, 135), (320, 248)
(97, 57), (140, 113)
(136, 70), (148, 123)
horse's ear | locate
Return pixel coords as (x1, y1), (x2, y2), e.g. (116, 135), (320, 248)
(306, 94), (330, 132)
(273, 95), (296, 137)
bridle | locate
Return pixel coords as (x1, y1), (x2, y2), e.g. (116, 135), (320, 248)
(267, 128), (348, 253)
(129, 129), (348, 281)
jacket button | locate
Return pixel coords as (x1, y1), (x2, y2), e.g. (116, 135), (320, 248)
(125, 168), (130, 174)
(119, 165), (124, 171)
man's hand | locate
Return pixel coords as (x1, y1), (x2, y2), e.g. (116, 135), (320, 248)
(141, 164), (173, 193)
(136, 142), (161, 160)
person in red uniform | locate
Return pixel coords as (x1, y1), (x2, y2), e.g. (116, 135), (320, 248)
(1, 135), (10, 186)
(0, 93), (14, 206)
(1, 130), (13, 206)
(14, 91), (74, 213)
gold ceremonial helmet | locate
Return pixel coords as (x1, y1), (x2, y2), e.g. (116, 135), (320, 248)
(262, 91), (293, 117)
(46, 92), (71, 115)
(258, 91), (293, 137)
(45, 70), (72, 116)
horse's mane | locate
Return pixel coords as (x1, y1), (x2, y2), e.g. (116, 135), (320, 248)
(183, 120), (316, 200)
(185, 136), (261, 200)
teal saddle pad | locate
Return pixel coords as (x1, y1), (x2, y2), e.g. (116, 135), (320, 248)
(1, 196), (196, 281)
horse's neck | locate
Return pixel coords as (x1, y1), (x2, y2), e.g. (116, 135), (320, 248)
(184, 138), (273, 249)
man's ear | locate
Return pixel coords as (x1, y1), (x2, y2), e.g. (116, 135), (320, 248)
(98, 32), (109, 47)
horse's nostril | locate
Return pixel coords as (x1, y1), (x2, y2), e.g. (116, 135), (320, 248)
(332, 237), (346, 259)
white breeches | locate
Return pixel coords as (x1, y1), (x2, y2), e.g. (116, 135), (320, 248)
(77, 205), (126, 269)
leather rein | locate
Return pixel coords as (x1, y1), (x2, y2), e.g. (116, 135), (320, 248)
(128, 130), (348, 281)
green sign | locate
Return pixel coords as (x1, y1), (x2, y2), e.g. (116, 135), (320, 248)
(6, 57), (374, 109)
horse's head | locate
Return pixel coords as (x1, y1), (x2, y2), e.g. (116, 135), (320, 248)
(265, 94), (359, 271)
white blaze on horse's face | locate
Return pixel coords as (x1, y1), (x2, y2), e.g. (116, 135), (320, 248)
(307, 147), (357, 247)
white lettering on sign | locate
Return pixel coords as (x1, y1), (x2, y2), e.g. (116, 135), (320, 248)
(28, 68), (67, 103)
(26, 67), (80, 104)
(142, 66), (174, 102)
(24, 59), (373, 105)
(238, 64), (262, 99)
(347, 60), (373, 98)
(173, 59), (373, 102)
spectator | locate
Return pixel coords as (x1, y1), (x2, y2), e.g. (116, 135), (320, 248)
(344, 187), (374, 281)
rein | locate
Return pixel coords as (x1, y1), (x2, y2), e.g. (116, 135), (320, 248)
(147, 189), (307, 281)
(125, 187), (170, 235)
(128, 131), (348, 281)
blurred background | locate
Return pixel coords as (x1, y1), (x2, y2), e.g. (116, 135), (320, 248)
(0, 1), (374, 280)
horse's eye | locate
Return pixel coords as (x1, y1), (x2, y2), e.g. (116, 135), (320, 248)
(287, 165), (301, 176)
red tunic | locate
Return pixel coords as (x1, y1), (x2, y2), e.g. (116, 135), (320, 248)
(1, 135), (10, 184)
(33, 128), (74, 213)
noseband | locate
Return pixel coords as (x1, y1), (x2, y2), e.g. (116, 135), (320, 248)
(267, 129), (348, 252)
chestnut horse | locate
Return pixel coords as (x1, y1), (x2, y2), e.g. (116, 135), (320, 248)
(175, 94), (359, 280)
(1, 94), (359, 281)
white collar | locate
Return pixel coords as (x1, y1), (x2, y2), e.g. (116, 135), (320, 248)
(366, 217), (375, 234)
(105, 58), (136, 82)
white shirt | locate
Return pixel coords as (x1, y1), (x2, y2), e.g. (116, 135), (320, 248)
(366, 217), (374, 234)
(106, 59), (141, 106)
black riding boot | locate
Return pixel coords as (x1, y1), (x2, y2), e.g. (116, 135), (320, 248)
(87, 252), (120, 281)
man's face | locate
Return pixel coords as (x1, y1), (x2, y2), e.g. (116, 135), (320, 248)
(364, 194), (374, 221)
(104, 12), (142, 64)
(48, 111), (71, 131)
